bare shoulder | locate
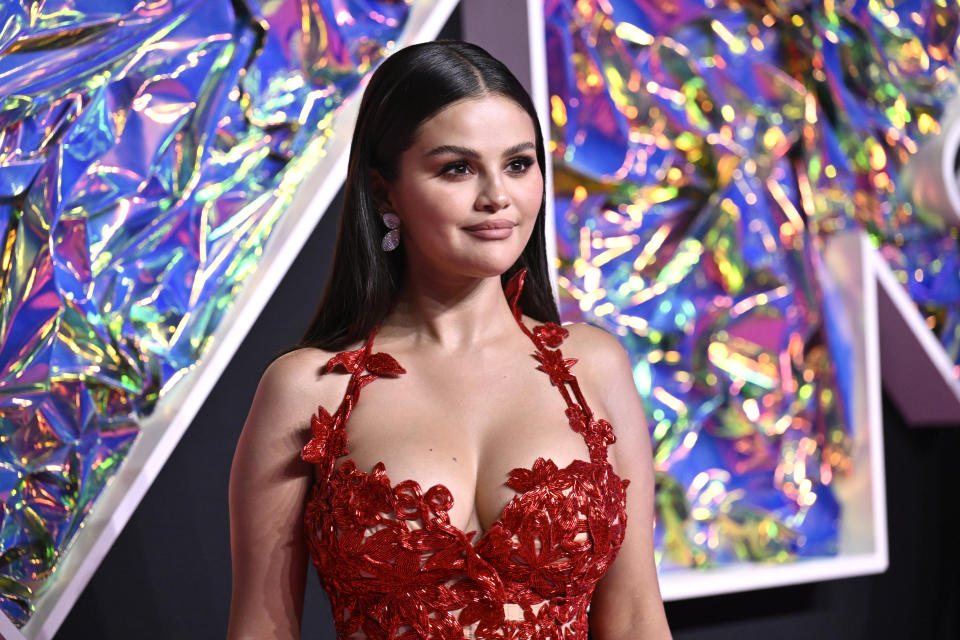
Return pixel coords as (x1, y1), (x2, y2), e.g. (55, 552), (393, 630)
(553, 323), (649, 460)
(229, 348), (330, 637)
(520, 318), (639, 423)
(556, 322), (633, 390)
(561, 322), (628, 361)
(260, 347), (330, 397)
(246, 347), (343, 437)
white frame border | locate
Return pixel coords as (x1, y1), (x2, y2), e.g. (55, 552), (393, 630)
(872, 245), (960, 425)
(657, 231), (889, 600)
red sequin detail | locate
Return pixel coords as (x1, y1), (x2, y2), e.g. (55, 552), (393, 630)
(301, 270), (629, 638)
(533, 323), (569, 348)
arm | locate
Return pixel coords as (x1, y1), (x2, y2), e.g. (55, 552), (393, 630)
(567, 326), (672, 639)
(227, 351), (323, 640)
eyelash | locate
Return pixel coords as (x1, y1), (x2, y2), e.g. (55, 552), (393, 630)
(440, 161), (471, 176)
(439, 155), (535, 178)
(506, 156), (535, 173)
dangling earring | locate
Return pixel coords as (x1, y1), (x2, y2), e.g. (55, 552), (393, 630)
(381, 211), (400, 252)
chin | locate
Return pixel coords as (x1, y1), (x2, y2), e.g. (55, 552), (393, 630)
(467, 266), (515, 280)
(460, 258), (521, 280)
(415, 244), (527, 282)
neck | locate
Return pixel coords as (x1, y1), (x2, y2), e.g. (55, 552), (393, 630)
(384, 270), (519, 351)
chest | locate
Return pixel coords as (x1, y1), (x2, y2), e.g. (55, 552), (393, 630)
(324, 351), (608, 536)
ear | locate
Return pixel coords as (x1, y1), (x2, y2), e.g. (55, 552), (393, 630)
(369, 169), (394, 211)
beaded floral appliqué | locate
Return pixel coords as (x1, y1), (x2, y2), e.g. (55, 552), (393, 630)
(301, 270), (630, 639)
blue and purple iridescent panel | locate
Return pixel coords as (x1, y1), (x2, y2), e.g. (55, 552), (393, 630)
(545, 0), (958, 568)
(0, 0), (413, 626)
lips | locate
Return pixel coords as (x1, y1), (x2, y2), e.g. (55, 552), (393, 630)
(463, 219), (517, 240)
(463, 220), (517, 231)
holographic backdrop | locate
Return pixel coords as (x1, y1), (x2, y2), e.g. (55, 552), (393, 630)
(545, 0), (959, 568)
(0, 0), (413, 626)
(2, 0), (957, 627)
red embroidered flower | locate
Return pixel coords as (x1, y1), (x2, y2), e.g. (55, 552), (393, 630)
(534, 348), (578, 386)
(533, 323), (569, 348)
(506, 458), (572, 494)
(301, 406), (344, 463)
(589, 419), (615, 446)
(564, 406), (587, 434)
(346, 473), (394, 527)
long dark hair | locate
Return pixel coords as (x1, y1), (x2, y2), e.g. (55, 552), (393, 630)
(298, 40), (559, 352)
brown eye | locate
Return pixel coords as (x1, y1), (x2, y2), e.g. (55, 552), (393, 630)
(441, 161), (471, 176)
(506, 156), (534, 173)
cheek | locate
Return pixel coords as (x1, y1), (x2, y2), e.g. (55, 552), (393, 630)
(393, 182), (441, 220)
(393, 184), (463, 240)
(516, 175), (544, 216)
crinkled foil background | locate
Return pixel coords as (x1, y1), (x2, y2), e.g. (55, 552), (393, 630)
(545, 0), (959, 568)
(0, 0), (412, 626)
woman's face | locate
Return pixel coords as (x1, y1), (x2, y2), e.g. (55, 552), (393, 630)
(383, 95), (543, 282)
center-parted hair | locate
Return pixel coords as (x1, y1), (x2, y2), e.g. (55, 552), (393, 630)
(298, 40), (559, 351)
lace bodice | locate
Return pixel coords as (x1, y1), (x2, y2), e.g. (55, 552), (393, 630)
(300, 270), (629, 639)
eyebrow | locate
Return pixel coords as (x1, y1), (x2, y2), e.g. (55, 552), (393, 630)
(424, 142), (536, 159)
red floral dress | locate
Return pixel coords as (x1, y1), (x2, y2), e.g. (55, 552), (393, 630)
(301, 270), (629, 639)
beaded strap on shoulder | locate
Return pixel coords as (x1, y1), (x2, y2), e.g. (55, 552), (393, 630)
(506, 269), (616, 464)
(300, 329), (405, 479)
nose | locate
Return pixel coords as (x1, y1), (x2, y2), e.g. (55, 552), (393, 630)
(474, 175), (510, 212)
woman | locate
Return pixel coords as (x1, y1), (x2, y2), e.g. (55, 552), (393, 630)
(228, 41), (671, 639)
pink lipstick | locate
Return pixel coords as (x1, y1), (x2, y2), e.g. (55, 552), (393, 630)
(463, 219), (517, 240)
